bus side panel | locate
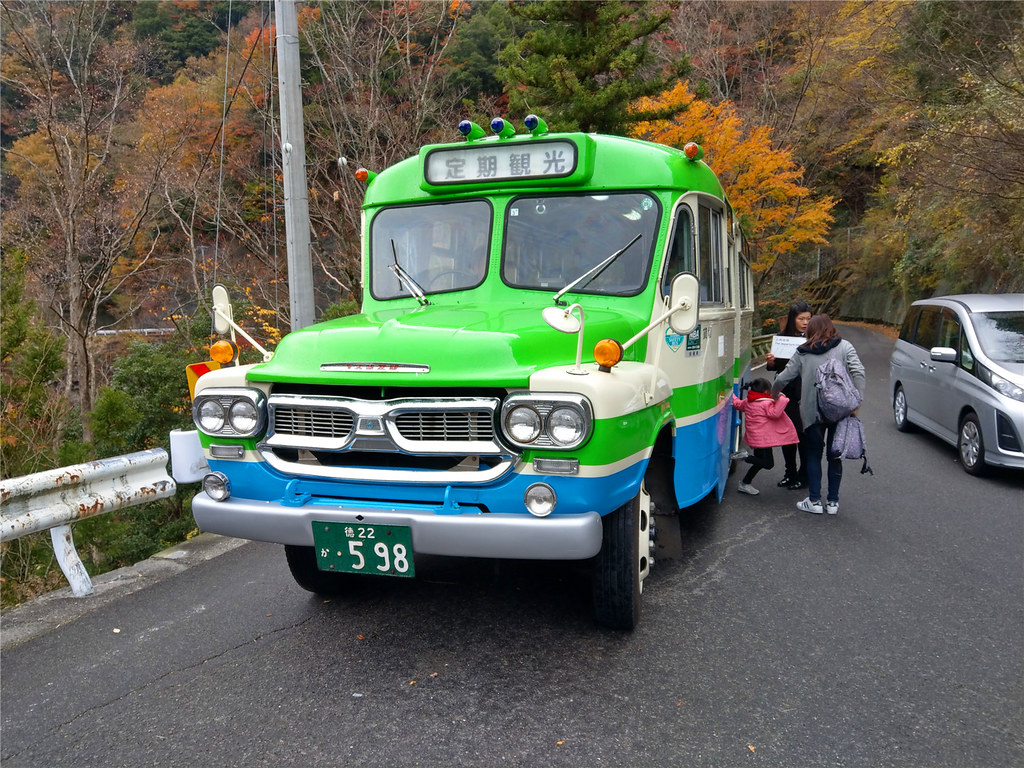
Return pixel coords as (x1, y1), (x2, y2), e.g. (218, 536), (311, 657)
(671, 404), (732, 508)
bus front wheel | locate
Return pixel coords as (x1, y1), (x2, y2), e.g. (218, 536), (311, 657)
(285, 544), (355, 595)
(592, 488), (652, 630)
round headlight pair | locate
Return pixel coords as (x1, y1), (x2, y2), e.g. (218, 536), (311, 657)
(504, 404), (586, 447)
(194, 391), (262, 436)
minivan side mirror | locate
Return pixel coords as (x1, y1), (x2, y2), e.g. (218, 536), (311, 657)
(930, 346), (957, 363)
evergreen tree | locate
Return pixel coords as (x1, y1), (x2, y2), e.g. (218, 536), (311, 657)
(497, 0), (689, 134)
(0, 250), (68, 479)
(447, 0), (515, 102)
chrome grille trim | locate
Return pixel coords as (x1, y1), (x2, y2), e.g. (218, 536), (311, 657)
(263, 393), (507, 456)
(395, 410), (495, 442)
(259, 449), (516, 484)
(274, 406), (354, 440)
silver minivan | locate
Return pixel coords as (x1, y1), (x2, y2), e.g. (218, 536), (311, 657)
(889, 294), (1024, 475)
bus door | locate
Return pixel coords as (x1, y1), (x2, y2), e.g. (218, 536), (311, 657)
(654, 196), (735, 507)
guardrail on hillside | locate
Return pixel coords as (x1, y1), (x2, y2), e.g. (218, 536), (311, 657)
(0, 449), (177, 597)
(752, 333), (773, 359)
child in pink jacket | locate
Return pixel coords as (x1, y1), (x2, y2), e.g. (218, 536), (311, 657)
(731, 378), (799, 495)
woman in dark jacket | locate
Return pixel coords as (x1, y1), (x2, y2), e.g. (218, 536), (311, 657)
(772, 314), (866, 516)
(765, 301), (811, 489)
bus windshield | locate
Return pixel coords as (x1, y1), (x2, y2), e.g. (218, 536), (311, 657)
(502, 192), (660, 296)
(369, 200), (492, 299)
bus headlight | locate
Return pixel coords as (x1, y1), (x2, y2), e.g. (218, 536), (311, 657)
(192, 388), (266, 438)
(228, 399), (260, 433)
(500, 394), (592, 450)
(548, 406), (586, 446)
(505, 405), (542, 443)
(197, 399), (226, 433)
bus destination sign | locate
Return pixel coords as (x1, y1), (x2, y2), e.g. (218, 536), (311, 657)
(424, 140), (578, 185)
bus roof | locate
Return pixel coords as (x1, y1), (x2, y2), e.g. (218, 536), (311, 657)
(362, 130), (726, 208)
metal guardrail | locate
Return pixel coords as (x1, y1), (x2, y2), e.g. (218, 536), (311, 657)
(0, 449), (176, 597)
(752, 333), (773, 359)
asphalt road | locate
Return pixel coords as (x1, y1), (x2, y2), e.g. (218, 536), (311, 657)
(2, 324), (1021, 767)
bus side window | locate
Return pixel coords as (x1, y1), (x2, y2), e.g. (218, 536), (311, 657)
(698, 202), (724, 303)
(662, 206), (694, 296)
(739, 258), (751, 309)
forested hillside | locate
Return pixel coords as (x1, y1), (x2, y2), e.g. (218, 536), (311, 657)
(1, 0), (1021, 604)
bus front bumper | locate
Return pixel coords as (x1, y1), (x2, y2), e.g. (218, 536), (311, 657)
(192, 492), (604, 560)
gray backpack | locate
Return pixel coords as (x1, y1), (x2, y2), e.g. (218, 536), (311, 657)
(831, 415), (873, 475)
(816, 355), (862, 423)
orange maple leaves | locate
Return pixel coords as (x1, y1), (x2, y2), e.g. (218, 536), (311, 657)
(632, 81), (835, 275)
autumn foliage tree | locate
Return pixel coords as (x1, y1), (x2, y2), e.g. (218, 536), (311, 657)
(632, 81), (835, 284)
(0, 1), (180, 431)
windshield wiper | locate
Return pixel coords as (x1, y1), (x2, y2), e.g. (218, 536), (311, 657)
(553, 233), (642, 306)
(388, 240), (429, 306)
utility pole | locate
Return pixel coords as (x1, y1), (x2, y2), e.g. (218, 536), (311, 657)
(275, 0), (315, 330)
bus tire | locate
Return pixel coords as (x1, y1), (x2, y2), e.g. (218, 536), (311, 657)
(592, 490), (649, 630)
(285, 544), (352, 595)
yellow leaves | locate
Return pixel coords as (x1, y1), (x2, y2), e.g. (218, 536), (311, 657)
(632, 80), (835, 272)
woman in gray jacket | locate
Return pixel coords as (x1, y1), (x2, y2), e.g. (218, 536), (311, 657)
(771, 314), (866, 515)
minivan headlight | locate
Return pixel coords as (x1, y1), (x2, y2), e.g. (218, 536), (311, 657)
(980, 365), (1024, 403)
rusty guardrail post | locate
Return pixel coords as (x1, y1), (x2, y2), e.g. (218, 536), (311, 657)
(752, 333), (774, 360)
(0, 449), (176, 596)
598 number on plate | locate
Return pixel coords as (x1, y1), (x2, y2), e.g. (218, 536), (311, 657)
(312, 522), (415, 578)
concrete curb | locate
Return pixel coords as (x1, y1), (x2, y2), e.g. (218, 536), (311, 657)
(0, 533), (247, 650)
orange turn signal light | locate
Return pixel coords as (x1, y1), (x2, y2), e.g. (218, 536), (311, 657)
(593, 338), (623, 370)
(683, 142), (704, 161)
(210, 339), (238, 365)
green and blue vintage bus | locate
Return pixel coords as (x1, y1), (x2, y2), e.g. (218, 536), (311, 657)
(177, 115), (755, 629)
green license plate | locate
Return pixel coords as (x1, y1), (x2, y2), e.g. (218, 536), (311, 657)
(312, 521), (415, 578)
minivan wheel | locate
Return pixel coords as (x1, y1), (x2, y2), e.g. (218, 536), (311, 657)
(893, 386), (912, 433)
(958, 413), (985, 476)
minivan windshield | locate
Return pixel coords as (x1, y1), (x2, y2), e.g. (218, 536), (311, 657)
(972, 311), (1024, 363)
(502, 192), (660, 296)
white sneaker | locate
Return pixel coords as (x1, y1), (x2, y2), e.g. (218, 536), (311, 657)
(825, 501), (839, 515)
(737, 482), (759, 496)
(797, 497), (823, 514)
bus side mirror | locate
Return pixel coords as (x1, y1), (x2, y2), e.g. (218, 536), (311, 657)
(667, 273), (699, 335)
(212, 284), (233, 336)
